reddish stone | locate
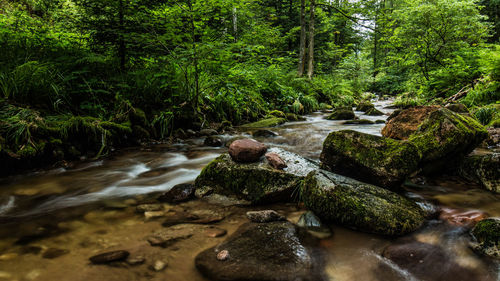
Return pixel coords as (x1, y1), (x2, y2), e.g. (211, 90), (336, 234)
(205, 227), (227, 238)
(216, 250), (229, 261)
(439, 207), (489, 227)
(265, 152), (287, 170)
(228, 139), (267, 163)
(382, 106), (440, 140)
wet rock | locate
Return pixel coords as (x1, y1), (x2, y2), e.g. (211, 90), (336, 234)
(241, 118), (286, 128)
(375, 119), (386, 124)
(326, 107), (355, 120)
(365, 107), (384, 116)
(297, 211), (331, 238)
(265, 152), (287, 170)
(195, 221), (325, 281)
(286, 113), (306, 121)
(381, 240), (492, 281)
(144, 211), (166, 220)
(228, 139), (267, 163)
(204, 136), (224, 147)
(470, 218), (500, 259)
(439, 208), (489, 227)
(186, 129), (197, 137)
(21, 246), (42, 255)
(42, 248), (69, 259)
(201, 194), (251, 207)
(301, 170), (425, 236)
(147, 226), (194, 247)
(484, 128), (500, 147)
(16, 225), (63, 245)
(205, 227), (227, 238)
(136, 204), (164, 213)
(157, 183), (196, 203)
(382, 106), (440, 140)
(199, 129), (218, 136)
(342, 119), (375, 125)
(246, 210), (286, 223)
(126, 256), (145, 265)
(89, 250), (129, 264)
(445, 103), (469, 114)
(407, 108), (488, 171)
(458, 153), (500, 193)
(152, 260), (167, 271)
(195, 186), (214, 198)
(162, 210), (224, 227)
(356, 102), (375, 112)
(195, 147), (318, 204)
(252, 129), (278, 137)
(320, 130), (420, 189)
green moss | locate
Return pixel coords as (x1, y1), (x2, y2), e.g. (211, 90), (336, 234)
(268, 110), (286, 118)
(488, 118), (500, 128)
(100, 120), (132, 134)
(356, 102), (375, 112)
(326, 108), (355, 120)
(17, 145), (38, 157)
(365, 108), (384, 116)
(472, 218), (500, 247)
(342, 119), (375, 125)
(129, 108), (148, 126)
(241, 118), (286, 128)
(301, 170), (425, 236)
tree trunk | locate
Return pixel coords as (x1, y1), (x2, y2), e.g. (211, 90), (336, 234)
(373, 7), (378, 78)
(297, 0), (306, 77)
(118, 0), (126, 71)
(232, 7), (238, 42)
(187, 0), (200, 111)
(307, 0), (315, 79)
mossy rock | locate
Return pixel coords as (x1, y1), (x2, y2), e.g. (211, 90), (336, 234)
(365, 108), (384, 116)
(470, 218), (500, 259)
(301, 170), (425, 236)
(320, 130), (420, 189)
(489, 119), (500, 128)
(458, 153), (499, 193)
(445, 103), (469, 114)
(268, 110), (286, 118)
(195, 148), (318, 204)
(356, 102), (375, 112)
(129, 108), (148, 127)
(326, 108), (355, 120)
(342, 119), (375, 125)
(408, 108), (488, 171)
(240, 118), (286, 128)
(285, 113), (306, 122)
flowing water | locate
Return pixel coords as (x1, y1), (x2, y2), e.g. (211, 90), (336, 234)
(0, 99), (498, 281)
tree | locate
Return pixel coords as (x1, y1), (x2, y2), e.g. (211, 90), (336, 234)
(298, 0), (306, 76)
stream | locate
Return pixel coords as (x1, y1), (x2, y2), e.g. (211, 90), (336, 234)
(0, 99), (498, 281)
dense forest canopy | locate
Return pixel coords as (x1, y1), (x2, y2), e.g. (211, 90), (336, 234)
(0, 0), (499, 172)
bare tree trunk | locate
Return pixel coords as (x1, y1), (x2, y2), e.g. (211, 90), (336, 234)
(118, 0), (126, 71)
(187, 0), (199, 111)
(297, 0), (306, 77)
(373, 8), (378, 78)
(232, 7), (238, 42)
(307, 0), (315, 79)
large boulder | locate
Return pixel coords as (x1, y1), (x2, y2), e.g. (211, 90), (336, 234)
(382, 106), (440, 140)
(301, 170), (425, 236)
(228, 139), (267, 163)
(408, 108), (488, 170)
(356, 101), (375, 112)
(195, 148), (317, 204)
(195, 221), (325, 281)
(470, 218), (500, 259)
(458, 153), (499, 193)
(320, 130), (420, 189)
(326, 107), (355, 120)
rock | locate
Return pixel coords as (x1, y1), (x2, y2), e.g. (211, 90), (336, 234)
(326, 107), (355, 120)
(199, 129), (218, 136)
(342, 119), (375, 125)
(144, 211), (165, 220)
(320, 130), (420, 189)
(201, 194), (251, 207)
(162, 210), (224, 227)
(89, 250), (129, 264)
(157, 183), (196, 203)
(195, 221), (325, 281)
(241, 118), (286, 128)
(408, 108), (488, 170)
(268, 110), (286, 118)
(364, 107), (384, 116)
(0, 253), (18, 261)
(301, 170), (425, 236)
(205, 227), (227, 238)
(381, 240), (492, 281)
(147, 225), (194, 247)
(375, 119), (386, 124)
(286, 113), (306, 121)
(458, 153), (499, 193)
(265, 152), (287, 170)
(42, 248), (69, 259)
(136, 204), (164, 213)
(484, 128), (500, 147)
(445, 103), (469, 113)
(126, 256), (145, 265)
(195, 147), (318, 204)
(439, 207), (489, 227)
(470, 218), (500, 259)
(152, 260), (167, 271)
(252, 129), (278, 137)
(356, 102), (375, 112)
(174, 128), (188, 139)
(382, 106), (440, 140)
(297, 211), (331, 238)
(186, 129), (197, 137)
(204, 136), (224, 147)
(195, 186), (214, 198)
(228, 139), (267, 163)
(246, 210), (286, 223)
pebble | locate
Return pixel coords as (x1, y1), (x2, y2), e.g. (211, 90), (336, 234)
(153, 260), (167, 271)
(89, 250), (129, 264)
(204, 227), (227, 238)
(127, 256), (145, 266)
(216, 250), (229, 261)
(144, 211), (165, 220)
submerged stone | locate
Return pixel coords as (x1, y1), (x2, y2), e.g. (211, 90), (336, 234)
(458, 153), (500, 193)
(89, 250), (129, 264)
(301, 170), (425, 236)
(157, 183), (196, 203)
(297, 211), (332, 238)
(246, 210), (286, 223)
(204, 136), (224, 147)
(195, 148), (318, 204)
(195, 221), (325, 281)
(320, 130), (420, 189)
(252, 129), (278, 137)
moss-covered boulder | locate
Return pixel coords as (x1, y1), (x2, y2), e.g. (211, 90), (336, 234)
(458, 153), (499, 193)
(470, 218), (500, 259)
(241, 118), (286, 128)
(342, 119), (375, 125)
(301, 170), (425, 236)
(320, 130), (420, 189)
(365, 107), (384, 116)
(268, 110), (286, 118)
(195, 148), (318, 204)
(408, 108), (488, 170)
(382, 106), (440, 140)
(356, 101), (375, 112)
(326, 107), (355, 120)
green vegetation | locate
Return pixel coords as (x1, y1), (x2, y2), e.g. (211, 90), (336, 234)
(0, 0), (499, 173)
